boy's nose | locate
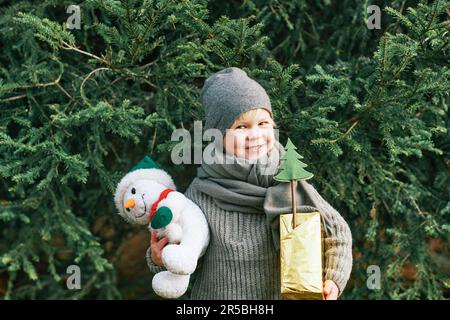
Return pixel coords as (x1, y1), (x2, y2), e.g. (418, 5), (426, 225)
(247, 128), (263, 140)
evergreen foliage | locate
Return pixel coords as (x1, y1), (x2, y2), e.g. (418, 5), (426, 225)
(0, 0), (448, 299)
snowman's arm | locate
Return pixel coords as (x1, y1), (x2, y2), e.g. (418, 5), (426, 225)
(157, 191), (188, 221)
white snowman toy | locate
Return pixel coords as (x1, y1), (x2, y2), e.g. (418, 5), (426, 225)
(114, 156), (209, 299)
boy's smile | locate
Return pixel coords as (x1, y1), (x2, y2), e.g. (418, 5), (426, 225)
(223, 109), (275, 161)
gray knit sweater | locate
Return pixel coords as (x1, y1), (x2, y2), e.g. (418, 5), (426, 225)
(146, 181), (353, 299)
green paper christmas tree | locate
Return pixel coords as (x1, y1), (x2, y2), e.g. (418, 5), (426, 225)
(274, 138), (314, 182)
(274, 138), (314, 227)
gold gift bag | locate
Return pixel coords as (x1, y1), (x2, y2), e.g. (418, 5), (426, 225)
(280, 211), (324, 300)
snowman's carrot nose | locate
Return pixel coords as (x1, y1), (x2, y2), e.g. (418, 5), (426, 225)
(124, 199), (136, 209)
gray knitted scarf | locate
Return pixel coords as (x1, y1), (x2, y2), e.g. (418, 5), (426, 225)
(192, 141), (325, 250)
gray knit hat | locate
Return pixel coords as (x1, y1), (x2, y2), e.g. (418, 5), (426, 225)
(200, 67), (272, 134)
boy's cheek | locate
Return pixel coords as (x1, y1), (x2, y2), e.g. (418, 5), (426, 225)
(267, 139), (275, 153)
(225, 133), (245, 148)
(223, 135), (242, 157)
(264, 131), (275, 150)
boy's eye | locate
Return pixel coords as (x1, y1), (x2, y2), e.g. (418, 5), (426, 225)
(259, 121), (270, 126)
(235, 125), (246, 129)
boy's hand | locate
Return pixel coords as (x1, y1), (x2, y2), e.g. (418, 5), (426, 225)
(150, 231), (169, 267)
(323, 280), (339, 300)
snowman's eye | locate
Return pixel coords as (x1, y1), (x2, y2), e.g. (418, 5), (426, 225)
(126, 208), (131, 212)
(131, 188), (136, 194)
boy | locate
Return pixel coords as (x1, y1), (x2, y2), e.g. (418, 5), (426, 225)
(147, 67), (352, 299)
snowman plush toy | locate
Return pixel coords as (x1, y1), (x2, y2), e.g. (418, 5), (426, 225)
(114, 156), (209, 299)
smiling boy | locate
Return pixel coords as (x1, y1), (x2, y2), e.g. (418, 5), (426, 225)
(147, 67), (352, 300)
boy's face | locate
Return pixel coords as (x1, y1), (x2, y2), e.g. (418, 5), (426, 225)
(223, 108), (275, 161)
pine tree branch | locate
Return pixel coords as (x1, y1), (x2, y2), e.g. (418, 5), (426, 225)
(380, 34), (388, 86)
(0, 94), (26, 103)
(329, 119), (360, 143)
(424, 0), (440, 35)
(61, 41), (111, 66)
(138, 60), (158, 69)
(110, 76), (124, 85)
(410, 197), (443, 234)
(151, 127), (157, 154)
(55, 83), (73, 100)
(14, 73), (62, 89)
(0, 71), (65, 104)
(331, 102), (375, 143)
(80, 67), (111, 99)
(332, 34), (389, 141)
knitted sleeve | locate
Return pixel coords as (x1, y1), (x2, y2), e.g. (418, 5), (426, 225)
(145, 246), (166, 274)
(304, 183), (353, 296)
(323, 212), (353, 297)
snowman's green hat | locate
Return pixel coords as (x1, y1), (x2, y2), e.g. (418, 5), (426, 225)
(114, 156), (176, 218)
(131, 155), (160, 172)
